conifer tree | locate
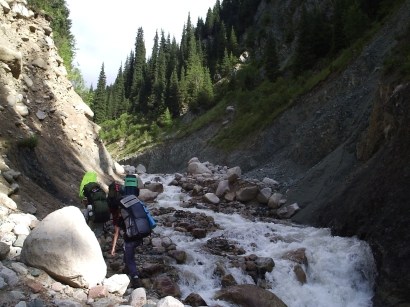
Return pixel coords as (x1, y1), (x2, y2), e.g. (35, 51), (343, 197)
(293, 6), (331, 73)
(198, 66), (214, 109)
(159, 108), (173, 128)
(219, 48), (232, 77)
(179, 24), (188, 71)
(123, 51), (134, 99)
(264, 35), (279, 81)
(343, 1), (370, 44)
(93, 63), (107, 123)
(85, 84), (94, 107)
(110, 65), (128, 118)
(185, 14), (194, 63)
(131, 28), (146, 112)
(183, 36), (214, 112)
(167, 68), (181, 117)
(150, 31), (159, 77)
(216, 22), (228, 67)
(228, 26), (239, 56)
(205, 8), (214, 36)
(143, 31), (160, 114)
(167, 37), (179, 81)
(197, 16), (206, 38)
(179, 66), (188, 113)
(138, 66), (151, 115)
(152, 31), (167, 116)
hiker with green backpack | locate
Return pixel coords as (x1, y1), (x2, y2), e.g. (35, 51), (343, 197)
(79, 171), (111, 236)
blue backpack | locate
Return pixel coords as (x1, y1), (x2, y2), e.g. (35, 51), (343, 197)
(120, 195), (156, 240)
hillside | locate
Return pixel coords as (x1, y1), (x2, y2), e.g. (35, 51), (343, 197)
(0, 1), (120, 219)
(122, 0), (410, 305)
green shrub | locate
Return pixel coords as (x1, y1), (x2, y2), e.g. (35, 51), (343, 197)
(17, 135), (38, 149)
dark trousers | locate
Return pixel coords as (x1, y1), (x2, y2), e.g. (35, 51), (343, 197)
(123, 240), (141, 278)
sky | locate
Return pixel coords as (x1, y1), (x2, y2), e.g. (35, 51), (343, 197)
(66, 0), (216, 88)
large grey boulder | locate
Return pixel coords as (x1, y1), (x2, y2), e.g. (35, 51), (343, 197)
(187, 162), (212, 175)
(20, 206), (107, 288)
(215, 180), (230, 197)
(236, 185), (259, 202)
(227, 166), (241, 183)
(215, 284), (287, 307)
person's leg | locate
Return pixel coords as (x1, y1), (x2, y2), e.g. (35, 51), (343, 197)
(123, 240), (138, 278)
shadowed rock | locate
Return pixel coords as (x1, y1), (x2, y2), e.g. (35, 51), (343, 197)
(215, 284), (287, 307)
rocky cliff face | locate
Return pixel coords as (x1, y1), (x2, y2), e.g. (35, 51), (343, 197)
(123, 0), (410, 305)
(316, 82), (410, 307)
(0, 0), (117, 219)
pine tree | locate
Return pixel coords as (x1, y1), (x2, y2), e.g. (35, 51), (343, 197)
(167, 68), (181, 117)
(184, 14), (195, 68)
(228, 26), (239, 56)
(150, 31), (159, 76)
(179, 24), (188, 71)
(159, 108), (173, 128)
(293, 6), (331, 74)
(93, 63), (107, 123)
(205, 8), (214, 36)
(167, 37), (179, 81)
(198, 66), (214, 109)
(152, 31), (167, 116)
(183, 36), (214, 112)
(138, 66), (151, 115)
(216, 22), (228, 62)
(85, 84), (94, 107)
(264, 35), (279, 81)
(110, 65), (127, 118)
(123, 51), (134, 99)
(105, 85), (114, 119)
(219, 48), (232, 77)
(131, 28), (146, 112)
(343, 1), (370, 44)
(179, 66), (188, 113)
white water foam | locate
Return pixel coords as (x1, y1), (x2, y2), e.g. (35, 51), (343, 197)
(141, 174), (376, 307)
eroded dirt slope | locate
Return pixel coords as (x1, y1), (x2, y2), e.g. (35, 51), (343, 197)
(0, 2), (117, 218)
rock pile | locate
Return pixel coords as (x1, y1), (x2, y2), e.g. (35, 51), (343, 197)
(173, 157), (300, 220)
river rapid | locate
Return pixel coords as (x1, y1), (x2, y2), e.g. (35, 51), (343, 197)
(141, 173), (376, 307)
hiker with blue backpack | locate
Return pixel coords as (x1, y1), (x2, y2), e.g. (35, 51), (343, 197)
(110, 173), (156, 288)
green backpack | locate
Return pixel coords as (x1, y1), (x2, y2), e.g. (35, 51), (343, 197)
(83, 182), (110, 223)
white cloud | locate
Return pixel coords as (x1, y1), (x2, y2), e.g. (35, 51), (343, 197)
(66, 0), (216, 87)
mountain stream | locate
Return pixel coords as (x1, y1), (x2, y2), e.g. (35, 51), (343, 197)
(141, 173), (376, 307)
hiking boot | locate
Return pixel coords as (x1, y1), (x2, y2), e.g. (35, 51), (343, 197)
(131, 276), (142, 288)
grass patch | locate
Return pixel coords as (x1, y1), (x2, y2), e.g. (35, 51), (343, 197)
(17, 134), (38, 149)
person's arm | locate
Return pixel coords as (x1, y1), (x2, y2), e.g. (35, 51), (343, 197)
(111, 225), (120, 256)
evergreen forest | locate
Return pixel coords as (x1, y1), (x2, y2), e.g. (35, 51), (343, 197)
(27, 0), (408, 157)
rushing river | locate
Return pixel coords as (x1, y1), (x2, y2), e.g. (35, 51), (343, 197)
(141, 173), (376, 307)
